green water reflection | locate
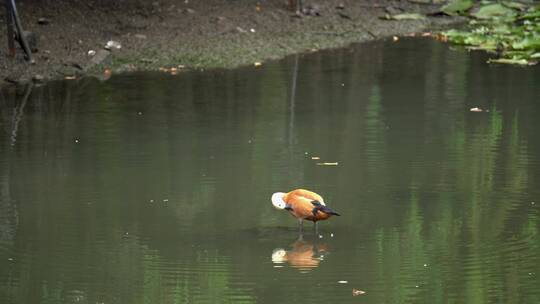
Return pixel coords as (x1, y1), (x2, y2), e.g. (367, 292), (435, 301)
(1, 39), (539, 304)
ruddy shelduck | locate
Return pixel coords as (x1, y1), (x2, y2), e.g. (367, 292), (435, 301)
(271, 189), (340, 233)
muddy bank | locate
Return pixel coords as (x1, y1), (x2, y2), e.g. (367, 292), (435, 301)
(0, 0), (460, 86)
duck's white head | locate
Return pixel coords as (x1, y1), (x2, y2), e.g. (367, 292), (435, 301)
(271, 192), (287, 210)
(271, 248), (287, 263)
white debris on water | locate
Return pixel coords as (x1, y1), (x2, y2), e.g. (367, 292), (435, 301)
(352, 289), (366, 296)
(316, 162), (339, 166)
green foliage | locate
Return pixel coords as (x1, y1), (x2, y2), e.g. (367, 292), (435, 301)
(441, 0), (474, 15)
(442, 2), (540, 65)
(501, 1), (528, 10)
(471, 3), (517, 20)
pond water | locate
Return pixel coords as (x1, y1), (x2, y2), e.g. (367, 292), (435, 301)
(1, 38), (539, 304)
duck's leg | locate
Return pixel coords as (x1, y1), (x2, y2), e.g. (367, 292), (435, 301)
(297, 218), (304, 235)
(297, 230), (304, 242)
(314, 221), (319, 236)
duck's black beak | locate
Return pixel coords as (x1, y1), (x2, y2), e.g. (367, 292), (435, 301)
(284, 205), (293, 211)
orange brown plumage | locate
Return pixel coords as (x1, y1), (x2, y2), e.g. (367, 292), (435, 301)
(272, 189), (340, 224)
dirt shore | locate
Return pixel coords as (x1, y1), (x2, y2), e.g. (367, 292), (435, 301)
(0, 0), (460, 87)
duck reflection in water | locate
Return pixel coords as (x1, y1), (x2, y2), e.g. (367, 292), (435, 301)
(271, 236), (329, 271)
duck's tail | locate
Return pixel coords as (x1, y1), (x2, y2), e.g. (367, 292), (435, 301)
(315, 204), (340, 216)
(311, 200), (340, 216)
(320, 206), (340, 216)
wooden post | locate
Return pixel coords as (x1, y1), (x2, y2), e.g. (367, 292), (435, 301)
(10, 0), (33, 62)
(5, 0), (16, 57)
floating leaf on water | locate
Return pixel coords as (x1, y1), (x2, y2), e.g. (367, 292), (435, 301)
(311, 156), (321, 160)
(511, 36), (540, 50)
(393, 36), (399, 42)
(352, 289), (366, 296)
(441, 0), (473, 16)
(254, 62), (262, 67)
(470, 107), (483, 112)
(441, 29), (470, 44)
(469, 39), (500, 51)
(487, 58), (531, 65)
(471, 3), (517, 20)
(338, 280), (348, 284)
